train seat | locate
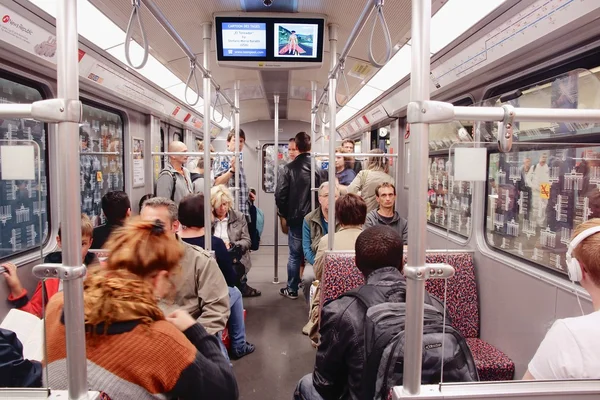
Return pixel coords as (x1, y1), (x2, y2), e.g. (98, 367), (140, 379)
(319, 251), (515, 382)
(422, 252), (515, 382)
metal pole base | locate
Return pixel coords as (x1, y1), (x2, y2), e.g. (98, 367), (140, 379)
(272, 278), (279, 284)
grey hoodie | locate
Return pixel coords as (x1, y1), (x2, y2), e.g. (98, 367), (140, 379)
(364, 209), (408, 244)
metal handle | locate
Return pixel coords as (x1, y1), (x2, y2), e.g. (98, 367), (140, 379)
(124, 0), (149, 69)
(184, 60), (201, 106)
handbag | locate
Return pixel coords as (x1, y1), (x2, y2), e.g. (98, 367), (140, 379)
(228, 244), (246, 285)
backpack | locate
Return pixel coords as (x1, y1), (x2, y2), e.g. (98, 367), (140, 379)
(255, 207), (264, 236)
(154, 170), (177, 201)
(340, 285), (478, 400)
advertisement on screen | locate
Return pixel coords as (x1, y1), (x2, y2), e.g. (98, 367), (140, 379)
(221, 22), (266, 57)
(274, 23), (318, 58)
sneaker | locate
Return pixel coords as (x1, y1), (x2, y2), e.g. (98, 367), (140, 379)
(279, 287), (298, 300)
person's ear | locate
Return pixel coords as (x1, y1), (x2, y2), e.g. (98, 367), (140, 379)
(172, 220), (181, 233)
(126, 208), (132, 218)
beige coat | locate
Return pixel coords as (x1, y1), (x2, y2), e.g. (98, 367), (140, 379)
(161, 238), (230, 335)
(347, 169), (394, 213)
(308, 227), (362, 345)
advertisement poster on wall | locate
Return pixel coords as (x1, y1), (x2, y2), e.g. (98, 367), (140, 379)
(133, 137), (145, 187)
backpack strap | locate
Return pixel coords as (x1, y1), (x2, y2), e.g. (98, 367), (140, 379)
(157, 170), (177, 201)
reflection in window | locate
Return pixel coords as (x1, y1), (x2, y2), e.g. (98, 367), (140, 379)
(79, 104), (124, 227)
(486, 146), (600, 274)
(427, 155), (472, 237)
(481, 69), (600, 142)
(262, 143), (290, 193)
(0, 76), (49, 259)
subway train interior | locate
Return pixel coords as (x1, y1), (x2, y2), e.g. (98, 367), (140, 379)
(0, 0), (600, 398)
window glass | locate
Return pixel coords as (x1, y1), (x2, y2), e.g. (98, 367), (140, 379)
(79, 103), (124, 226)
(427, 154), (472, 238)
(262, 143), (289, 193)
(486, 145), (600, 275)
(0, 76), (49, 259)
(480, 68), (600, 142)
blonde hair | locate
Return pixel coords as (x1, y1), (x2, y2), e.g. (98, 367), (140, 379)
(367, 149), (389, 173)
(211, 184), (234, 209)
(572, 218), (600, 286)
(58, 214), (93, 239)
(104, 217), (184, 278)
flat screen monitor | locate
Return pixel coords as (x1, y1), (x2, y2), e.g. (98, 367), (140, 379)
(215, 16), (324, 63)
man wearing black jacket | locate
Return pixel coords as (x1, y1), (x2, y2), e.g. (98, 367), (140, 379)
(275, 131), (317, 299)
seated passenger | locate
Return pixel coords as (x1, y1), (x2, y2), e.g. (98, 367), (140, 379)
(347, 149), (394, 213)
(138, 193), (155, 213)
(364, 183), (408, 244)
(301, 183), (340, 305)
(2, 214), (96, 318)
(140, 197), (230, 336)
(0, 328), (42, 387)
(306, 194), (366, 346)
(44, 219), (238, 399)
(92, 190), (131, 249)
(212, 185), (260, 298)
(178, 194), (255, 359)
(524, 218), (600, 380)
(334, 147), (356, 189)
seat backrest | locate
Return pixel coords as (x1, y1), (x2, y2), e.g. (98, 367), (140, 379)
(320, 251), (365, 306)
(422, 252), (479, 338)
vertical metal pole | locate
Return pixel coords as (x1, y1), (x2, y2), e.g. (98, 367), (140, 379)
(273, 94), (280, 284)
(320, 118), (325, 153)
(310, 80), (317, 211)
(327, 24), (338, 251)
(56, 1), (87, 399)
(234, 80), (241, 212)
(402, 0), (431, 395)
(202, 22), (212, 253)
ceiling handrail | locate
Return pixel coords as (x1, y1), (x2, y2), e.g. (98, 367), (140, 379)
(124, 0), (149, 69)
(184, 59), (201, 106)
(368, 0), (393, 68)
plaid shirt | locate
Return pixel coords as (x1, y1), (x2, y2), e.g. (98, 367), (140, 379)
(213, 155), (250, 218)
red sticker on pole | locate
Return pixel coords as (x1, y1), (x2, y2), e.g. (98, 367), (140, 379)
(405, 123), (410, 139)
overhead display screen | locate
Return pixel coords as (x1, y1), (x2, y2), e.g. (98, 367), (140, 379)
(215, 16), (324, 63)
(221, 22), (266, 57)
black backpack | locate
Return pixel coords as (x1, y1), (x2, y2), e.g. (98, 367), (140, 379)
(341, 285), (478, 400)
(154, 170), (177, 201)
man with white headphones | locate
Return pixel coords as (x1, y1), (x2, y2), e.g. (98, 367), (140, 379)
(523, 218), (600, 380)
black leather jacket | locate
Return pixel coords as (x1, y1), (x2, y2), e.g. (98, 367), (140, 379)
(275, 153), (318, 228)
(312, 267), (436, 400)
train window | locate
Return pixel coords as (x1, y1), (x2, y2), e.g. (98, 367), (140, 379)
(79, 103), (124, 226)
(427, 154), (472, 238)
(0, 75), (49, 259)
(480, 68), (600, 142)
(485, 144), (600, 275)
(427, 121), (474, 238)
(262, 143), (289, 193)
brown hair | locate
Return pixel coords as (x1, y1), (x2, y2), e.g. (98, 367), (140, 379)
(227, 129), (246, 142)
(572, 218), (600, 286)
(341, 139), (355, 147)
(295, 131), (311, 153)
(367, 149), (389, 173)
(335, 193), (367, 226)
(58, 214), (94, 239)
(376, 182), (396, 197)
(104, 217), (184, 278)
(336, 146), (352, 164)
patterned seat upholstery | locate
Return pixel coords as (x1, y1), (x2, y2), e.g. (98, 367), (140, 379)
(419, 252), (514, 381)
(320, 252), (364, 307)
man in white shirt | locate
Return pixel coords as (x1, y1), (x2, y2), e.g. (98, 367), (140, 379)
(524, 218), (600, 380)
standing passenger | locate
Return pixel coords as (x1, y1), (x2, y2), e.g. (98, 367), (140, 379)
(334, 147), (356, 189)
(524, 219), (600, 380)
(342, 139), (362, 174)
(288, 137), (299, 161)
(92, 190), (131, 249)
(44, 218), (238, 400)
(275, 132), (316, 299)
(213, 129), (250, 221)
(347, 149), (394, 212)
(156, 141), (193, 205)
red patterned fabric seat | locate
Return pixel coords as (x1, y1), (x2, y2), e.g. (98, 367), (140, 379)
(320, 252), (364, 307)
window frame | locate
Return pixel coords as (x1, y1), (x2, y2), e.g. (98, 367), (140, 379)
(0, 70), (51, 262)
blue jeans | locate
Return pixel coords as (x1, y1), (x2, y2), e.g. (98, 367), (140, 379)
(216, 332), (230, 363)
(287, 224), (303, 293)
(294, 374), (324, 400)
(228, 286), (247, 354)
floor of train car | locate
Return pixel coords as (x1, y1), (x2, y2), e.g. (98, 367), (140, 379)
(233, 246), (315, 400)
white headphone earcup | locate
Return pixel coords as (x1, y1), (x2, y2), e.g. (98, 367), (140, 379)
(568, 257), (583, 282)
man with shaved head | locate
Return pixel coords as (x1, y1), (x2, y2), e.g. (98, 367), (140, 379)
(156, 141), (193, 205)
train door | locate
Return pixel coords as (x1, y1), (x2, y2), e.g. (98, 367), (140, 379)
(259, 140), (290, 246)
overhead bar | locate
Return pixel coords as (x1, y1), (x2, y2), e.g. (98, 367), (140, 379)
(313, 152), (398, 158)
(152, 151), (235, 156)
(313, 0), (380, 113)
(139, 0), (236, 110)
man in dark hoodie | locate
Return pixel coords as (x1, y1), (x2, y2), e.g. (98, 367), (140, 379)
(363, 183), (408, 244)
(92, 190), (131, 249)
